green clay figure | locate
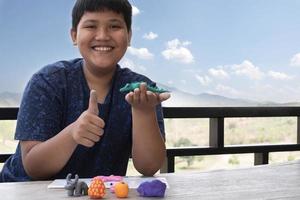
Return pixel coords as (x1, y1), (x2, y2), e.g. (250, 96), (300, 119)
(120, 82), (169, 93)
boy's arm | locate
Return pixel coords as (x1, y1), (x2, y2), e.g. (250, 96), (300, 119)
(126, 83), (170, 176)
(21, 90), (105, 180)
(21, 125), (79, 180)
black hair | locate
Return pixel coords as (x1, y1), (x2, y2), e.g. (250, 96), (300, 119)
(72, 0), (132, 31)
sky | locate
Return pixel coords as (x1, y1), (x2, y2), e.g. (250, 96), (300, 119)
(0, 0), (300, 103)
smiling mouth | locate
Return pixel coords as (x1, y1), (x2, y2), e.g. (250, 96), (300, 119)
(92, 46), (113, 52)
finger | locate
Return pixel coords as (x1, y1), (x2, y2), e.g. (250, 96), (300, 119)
(159, 92), (171, 102)
(146, 91), (159, 103)
(133, 88), (140, 104)
(139, 82), (148, 102)
(89, 115), (105, 129)
(79, 137), (95, 148)
(125, 92), (134, 103)
(84, 131), (101, 143)
(88, 90), (99, 115)
(86, 123), (104, 136)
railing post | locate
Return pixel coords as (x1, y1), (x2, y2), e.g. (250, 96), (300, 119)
(160, 155), (174, 173)
(254, 152), (269, 165)
(209, 118), (224, 147)
(297, 116), (300, 144)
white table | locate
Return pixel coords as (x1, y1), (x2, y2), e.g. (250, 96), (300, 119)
(1, 161), (300, 199)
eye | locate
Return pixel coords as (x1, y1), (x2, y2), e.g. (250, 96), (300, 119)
(85, 25), (96, 29)
(82, 23), (97, 29)
(109, 24), (123, 30)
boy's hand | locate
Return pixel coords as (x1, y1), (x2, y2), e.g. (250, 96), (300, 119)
(125, 82), (170, 110)
(71, 90), (105, 147)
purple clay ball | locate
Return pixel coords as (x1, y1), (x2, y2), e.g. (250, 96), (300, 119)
(137, 179), (167, 197)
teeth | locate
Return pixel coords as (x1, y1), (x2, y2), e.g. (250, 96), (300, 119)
(93, 46), (112, 51)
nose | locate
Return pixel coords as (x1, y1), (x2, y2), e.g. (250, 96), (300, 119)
(95, 27), (110, 41)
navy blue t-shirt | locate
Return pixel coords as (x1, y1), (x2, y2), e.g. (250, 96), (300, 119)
(0, 58), (165, 182)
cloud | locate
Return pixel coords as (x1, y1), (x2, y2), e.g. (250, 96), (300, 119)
(180, 80), (187, 84)
(143, 32), (158, 40)
(248, 84), (300, 103)
(208, 67), (229, 79)
(161, 39), (194, 64)
(120, 58), (146, 71)
(231, 60), (264, 80)
(167, 80), (174, 85)
(127, 46), (154, 60)
(290, 53), (300, 67)
(267, 70), (292, 80)
(132, 6), (140, 16)
(215, 84), (239, 96)
(182, 41), (191, 46)
(195, 74), (211, 86)
(120, 58), (135, 70)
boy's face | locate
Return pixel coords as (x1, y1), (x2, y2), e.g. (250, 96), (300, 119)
(71, 10), (131, 73)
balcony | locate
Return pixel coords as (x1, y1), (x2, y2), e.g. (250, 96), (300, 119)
(1, 107), (300, 173)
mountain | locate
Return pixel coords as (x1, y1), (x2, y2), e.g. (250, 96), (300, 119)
(0, 92), (22, 107)
(157, 84), (300, 107)
(159, 84), (258, 107)
(0, 86), (299, 107)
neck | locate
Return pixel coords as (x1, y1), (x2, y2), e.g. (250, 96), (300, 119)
(83, 63), (116, 102)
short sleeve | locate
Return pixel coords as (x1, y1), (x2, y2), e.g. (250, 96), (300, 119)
(156, 104), (165, 140)
(15, 72), (64, 141)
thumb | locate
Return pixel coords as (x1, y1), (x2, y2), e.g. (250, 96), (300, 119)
(159, 92), (171, 102)
(88, 90), (99, 115)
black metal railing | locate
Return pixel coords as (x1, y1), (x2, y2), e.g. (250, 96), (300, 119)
(1, 107), (300, 173)
(161, 107), (300, 172)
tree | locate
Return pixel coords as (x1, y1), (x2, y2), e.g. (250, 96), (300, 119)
(174, 138), (196, 167)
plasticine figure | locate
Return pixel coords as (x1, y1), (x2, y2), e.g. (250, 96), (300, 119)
(64, 173), (88, 197)
(137, 179), (167, 197)
(120, 82), (169, 93)
(88, 177), (106, 199)
(93, 175), (123, 182)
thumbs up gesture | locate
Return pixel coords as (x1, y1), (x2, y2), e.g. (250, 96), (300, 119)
(71, 90), (105, 147)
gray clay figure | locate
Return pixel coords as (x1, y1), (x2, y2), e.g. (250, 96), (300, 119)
(64, 173), (88, 197)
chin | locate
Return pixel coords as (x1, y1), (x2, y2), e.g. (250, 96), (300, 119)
(94, 65), (117, 74)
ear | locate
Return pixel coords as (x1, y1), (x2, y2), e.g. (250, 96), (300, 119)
(127, 29), (132, 46)
(70, 28), (77, 46)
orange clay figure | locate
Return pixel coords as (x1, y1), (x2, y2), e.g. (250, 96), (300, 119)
(88, 178), (106, 199)
(114, 181), (129, 198)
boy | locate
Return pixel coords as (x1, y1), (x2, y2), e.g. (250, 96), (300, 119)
(0, 0), (170, 182)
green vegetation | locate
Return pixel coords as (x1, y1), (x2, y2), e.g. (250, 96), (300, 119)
(228, 155), (240, 165)
(0, 121), (18, 154)
(173, 138), (199, 167)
